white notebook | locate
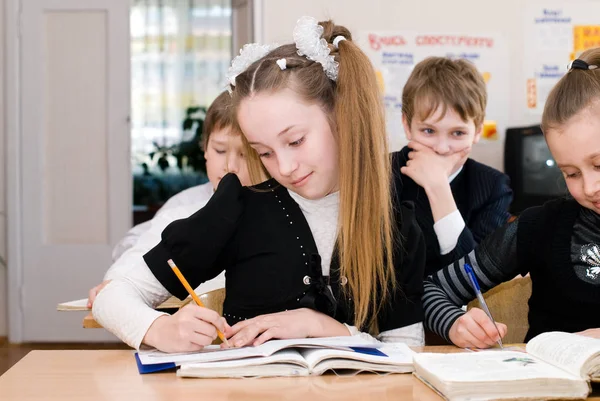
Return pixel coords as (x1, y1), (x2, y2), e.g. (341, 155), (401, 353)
(57, 295), (195, 311)
(413, 331), (600, 401)
(177, 343), (415, 378)
(56, 298), (90, 311)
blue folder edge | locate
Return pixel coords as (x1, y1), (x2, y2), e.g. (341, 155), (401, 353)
(135, 352), (177, 374)
(349, 347), (388, 357)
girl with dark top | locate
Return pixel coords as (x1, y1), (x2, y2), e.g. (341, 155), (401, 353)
(93, 17), (426, 353)
(423, 48), (600, 348)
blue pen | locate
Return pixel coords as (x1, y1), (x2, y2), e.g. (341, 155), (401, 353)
(464, 263), (504, 349)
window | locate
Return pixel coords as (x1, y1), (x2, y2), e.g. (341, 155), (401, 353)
(130, 0), (232, 217)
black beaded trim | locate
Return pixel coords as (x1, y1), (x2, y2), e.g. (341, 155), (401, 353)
(272, 186), (311, 291)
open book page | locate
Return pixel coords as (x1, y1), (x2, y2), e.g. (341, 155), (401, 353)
(300, 343), (414, 375)
(526, 331), (600, 379)
(57, 298), (89, 311)
(301, 343), (414, 369)
(414, 351), (583, 383)
(177, 349), (309, 378)
(138, 336), (381, 365)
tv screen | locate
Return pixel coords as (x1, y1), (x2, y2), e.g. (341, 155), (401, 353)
(521, 134), (566, 196)
(504, 125), (567, 214)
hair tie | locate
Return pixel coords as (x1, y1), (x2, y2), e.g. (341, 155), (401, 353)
(568, 59), (599, 71)
(333, 36), (346, 49)
(293, 16), (339, 81)
(276, 58), (287, 70)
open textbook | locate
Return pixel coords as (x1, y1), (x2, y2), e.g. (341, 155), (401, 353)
(413, 331), (600, 401)
(178, 343), (414, 378)
(136, 336), (415, 377)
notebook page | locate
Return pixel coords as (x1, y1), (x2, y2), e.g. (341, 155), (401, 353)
(56, 298), (89, 311)
(414, 351), (582, 383)
(179, 349), (307, 370)
(178, 350), (310, 378)
(526, 332), (600, 378)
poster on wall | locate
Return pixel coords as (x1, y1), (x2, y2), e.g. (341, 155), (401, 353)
(524, 2), (600, 115)
(358, 32), (509, 151)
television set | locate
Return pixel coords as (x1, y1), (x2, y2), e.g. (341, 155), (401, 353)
(504, 125), (567, 215)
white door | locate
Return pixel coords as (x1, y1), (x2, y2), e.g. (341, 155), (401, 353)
(14, 0), (131, 341)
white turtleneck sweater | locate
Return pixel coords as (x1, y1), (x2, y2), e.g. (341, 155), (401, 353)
(287, 189), (423, 345)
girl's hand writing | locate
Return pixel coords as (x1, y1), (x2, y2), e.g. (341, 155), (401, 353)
(143, 303), (229, 353)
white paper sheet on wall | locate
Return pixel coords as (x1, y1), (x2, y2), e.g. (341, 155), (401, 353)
(524, 2), (600, 115)
(358, 31), (509, 151)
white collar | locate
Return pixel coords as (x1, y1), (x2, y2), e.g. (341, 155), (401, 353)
(448, 165), (464, 183)
(288, 189), (340, 213)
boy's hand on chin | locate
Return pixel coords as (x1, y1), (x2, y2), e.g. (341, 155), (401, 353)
(401, 141), (469, 190)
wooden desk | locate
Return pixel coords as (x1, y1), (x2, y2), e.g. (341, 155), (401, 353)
(83, 312), (102, 328)
(0, 348), (598, 401)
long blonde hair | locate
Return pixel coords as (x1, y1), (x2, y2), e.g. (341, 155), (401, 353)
(230, 20), (396, 332)
(542, 48), (600, 133)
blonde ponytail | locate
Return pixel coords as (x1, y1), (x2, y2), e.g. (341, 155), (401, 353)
(231, 19), (397, 332)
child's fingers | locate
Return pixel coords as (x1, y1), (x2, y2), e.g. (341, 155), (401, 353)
(87, 288), (97, 308)
(226, 318), (255, 337)
(87, 280), (111, 308)
(450, 309), (506, 349)
(448, 146), (469, 165)
(460, 330), (493, 349)
(452, 314), (495, 348)
(469, 308), (506, 343)
(497, 322), (508, 339)
(407, 141), (427, 151)
(253, 328), (278, 346)
(188, 319), (218, 340)
(463, 317), (497, 347)
(187, 331), (214, 349)
(187, 304), (227, 332)
(229, 322), (265, 348)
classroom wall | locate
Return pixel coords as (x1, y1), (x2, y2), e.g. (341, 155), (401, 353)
(0, 0), (564, 338)
(0, 0), (8, 338)
(258, 0), (548, 171)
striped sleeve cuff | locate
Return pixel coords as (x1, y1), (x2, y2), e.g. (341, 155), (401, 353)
(423, 280), (466, 343)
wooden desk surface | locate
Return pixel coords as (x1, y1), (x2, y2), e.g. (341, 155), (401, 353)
(82, 312), (102, 328)
(0, 347), (598, 401)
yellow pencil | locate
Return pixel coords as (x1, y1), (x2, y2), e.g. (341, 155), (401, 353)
(167, 259), (229, 346)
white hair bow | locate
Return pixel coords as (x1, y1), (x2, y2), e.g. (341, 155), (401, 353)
(226, 43), (279, 92)
(293, 16), (339, 81)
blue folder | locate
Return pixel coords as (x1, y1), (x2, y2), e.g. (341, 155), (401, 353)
(134, 352), (176, 374)
(349, 347), (389, 357)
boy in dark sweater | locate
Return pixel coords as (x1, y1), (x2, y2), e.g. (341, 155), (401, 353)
(393, 57), (513, 277)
